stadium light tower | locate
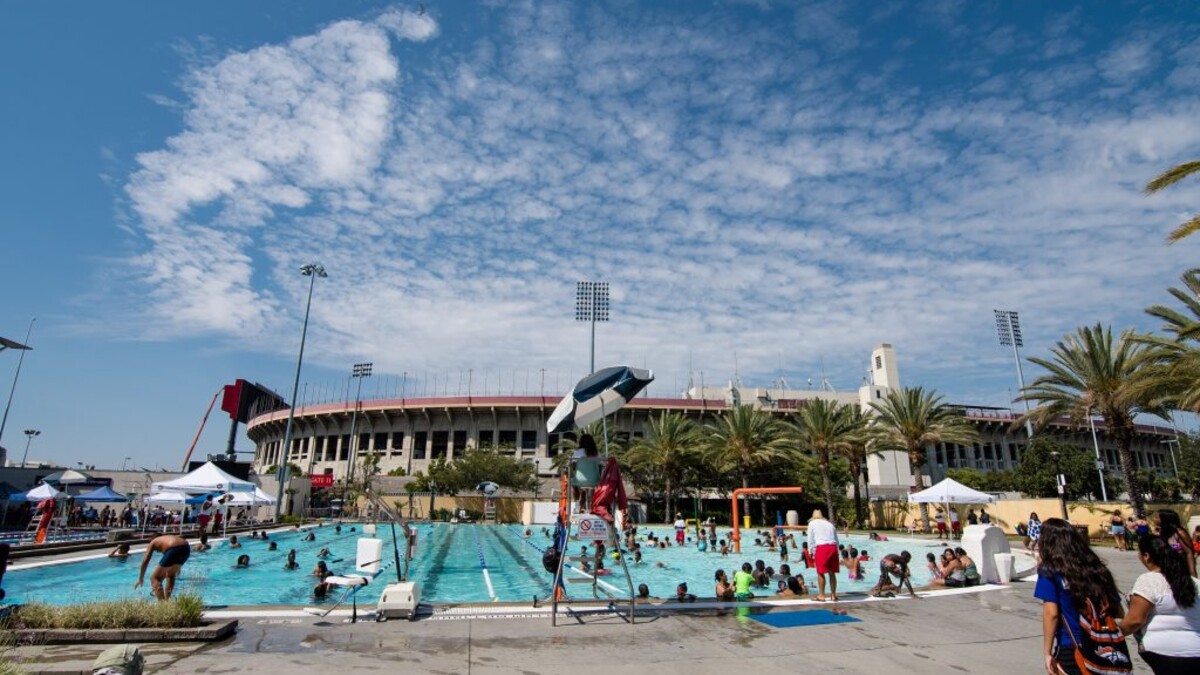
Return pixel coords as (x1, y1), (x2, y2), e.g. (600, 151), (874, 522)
(275, 263), (327, 519)
(994, 309), (1033, 437)
(576, 281), (610, 374)
(20, 428), (40, 467)
(344, 362), (373, 483)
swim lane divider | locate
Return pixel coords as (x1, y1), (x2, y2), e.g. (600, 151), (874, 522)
(471, 526), (497, 601)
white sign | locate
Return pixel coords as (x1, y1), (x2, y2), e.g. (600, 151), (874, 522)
(574, 515), (609, 541)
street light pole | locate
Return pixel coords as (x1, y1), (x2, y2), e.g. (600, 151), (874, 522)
(275, 263), (327, 520)
(576, 281), (610, 374)
(344, 362), (373, 484)
(1087, 408), (1108, 502)
(20, 428), (40, 467)
(1050, 450), (1069, 520)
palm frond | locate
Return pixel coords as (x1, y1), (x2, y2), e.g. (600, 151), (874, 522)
(1145, 160), (1200, 194)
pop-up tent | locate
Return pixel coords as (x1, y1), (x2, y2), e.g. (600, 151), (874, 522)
(75, 485), (130, 503)
(908, 477), (997, 504)
(224, 487), (276, 505)
(151, 461), (254, 494)
(146, 491), (206, 505)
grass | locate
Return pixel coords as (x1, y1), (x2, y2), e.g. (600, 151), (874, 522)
(1, 594), (203, 630)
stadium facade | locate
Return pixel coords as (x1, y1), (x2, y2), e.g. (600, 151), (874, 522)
(247, 345), (1177, 494)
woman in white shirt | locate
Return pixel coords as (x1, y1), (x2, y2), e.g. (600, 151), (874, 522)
(1121, 534), (1200, 674)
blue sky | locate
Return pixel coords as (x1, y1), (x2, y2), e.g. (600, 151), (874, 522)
(2, 1), (1199, 470)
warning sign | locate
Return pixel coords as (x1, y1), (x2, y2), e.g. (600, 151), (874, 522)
(574, 515), (609, 541)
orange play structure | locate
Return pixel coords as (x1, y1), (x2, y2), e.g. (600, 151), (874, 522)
(730, 487), (804, 553)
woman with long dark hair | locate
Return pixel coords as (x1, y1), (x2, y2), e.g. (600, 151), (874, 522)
(1034, 518), (1124, 675)
(1156, 510), (1197, 578)
(1120, 534), (1200, 673)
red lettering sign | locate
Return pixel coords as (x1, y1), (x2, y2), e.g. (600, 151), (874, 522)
(310, 474), (334, 488)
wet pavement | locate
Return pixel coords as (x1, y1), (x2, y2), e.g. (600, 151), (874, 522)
(10, 546), (1151, 674)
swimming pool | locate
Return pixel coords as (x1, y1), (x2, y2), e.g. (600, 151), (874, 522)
(4, 524), (1003, 607)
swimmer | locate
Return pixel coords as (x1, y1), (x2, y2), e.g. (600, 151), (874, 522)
(134, 534), (190, 601)
(108, 543), (131, 559)
(228, 535), (241, 549)
(633, 550), (644, 565)
(284, 549), (299, 570)
(335, 525), (342, 534)
(675, 582), (697, 603)
(268, 541), (278, 552)
(637, 583), (652, 599)
(236, 554), (251, 568)
(313, 575), (334, 598)
(303, 531), (316, 542)
(317, 547), (331, 558)
(313, 560), (330, 577)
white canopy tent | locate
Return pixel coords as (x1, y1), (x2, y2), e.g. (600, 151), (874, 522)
(151, 461), (255, 495)
(224, 487), (276, 506)
(146, 491), (203, 505)
(908, 477), (997, 504)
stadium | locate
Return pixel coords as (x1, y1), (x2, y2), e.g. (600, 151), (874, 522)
(246, 344), (1178, 495)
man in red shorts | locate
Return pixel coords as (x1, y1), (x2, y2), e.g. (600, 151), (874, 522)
(934, 508), (947, 538)
(806, 509), (840, 602)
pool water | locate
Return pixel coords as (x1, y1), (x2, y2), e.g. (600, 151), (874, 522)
(5, 524), (967, 607)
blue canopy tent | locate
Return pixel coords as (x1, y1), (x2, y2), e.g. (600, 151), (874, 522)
(75, 486), (129, 503)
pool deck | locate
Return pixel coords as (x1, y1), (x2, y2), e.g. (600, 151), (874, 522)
(7, 543), (1150, 675)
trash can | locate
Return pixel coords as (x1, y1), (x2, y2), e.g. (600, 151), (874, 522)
(994, 553), (1015, 584)
(786, 510), (800, 527)
(743, 515), (751, 529)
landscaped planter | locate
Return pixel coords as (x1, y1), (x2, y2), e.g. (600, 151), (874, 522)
(2, 619), (237, 645)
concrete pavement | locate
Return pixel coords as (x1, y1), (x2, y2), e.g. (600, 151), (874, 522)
(11, 545), (1154, 674)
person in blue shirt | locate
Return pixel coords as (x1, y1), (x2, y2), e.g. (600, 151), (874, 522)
(1034, 518), (1125, 675)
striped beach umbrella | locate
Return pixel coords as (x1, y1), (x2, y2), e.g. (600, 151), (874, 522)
(546, 366), (654, 434)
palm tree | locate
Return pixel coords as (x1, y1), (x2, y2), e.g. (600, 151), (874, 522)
(870, 387), (980, 530)
(837, 405), (875, 528)
(1145, 160), (1200, 242)
(784, 399), (857, 524)
(625, 412), (701, 520)
(1141, 269), (1200, 412)
(704, 405), (789, 522)
(1018, 324), (1164, 518)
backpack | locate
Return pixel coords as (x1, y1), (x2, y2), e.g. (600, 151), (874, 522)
(1062, 597), (1132, 674)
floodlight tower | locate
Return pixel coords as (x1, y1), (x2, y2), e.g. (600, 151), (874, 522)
(275, 263), (327, 519)
(344, 361), (373, 483)
(994, 309), (1033, 437)
(576, 281), (610, 374)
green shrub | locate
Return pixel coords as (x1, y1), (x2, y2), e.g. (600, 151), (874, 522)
(2, 594), (203, 630)
(278, 515), (304, 525)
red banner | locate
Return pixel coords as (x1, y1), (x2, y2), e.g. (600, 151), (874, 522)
(310, 474), (334, 488)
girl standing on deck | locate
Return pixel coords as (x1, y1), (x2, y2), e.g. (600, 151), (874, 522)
(1034, 518), (1127, 675)
(1121, 534), (1200, 674)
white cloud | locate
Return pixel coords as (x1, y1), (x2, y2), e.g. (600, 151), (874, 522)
(376, 8), (439, 42)
(113, 2), (1200, 407)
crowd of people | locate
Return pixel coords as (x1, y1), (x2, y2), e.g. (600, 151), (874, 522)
(1035, 510), (1199, 674)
